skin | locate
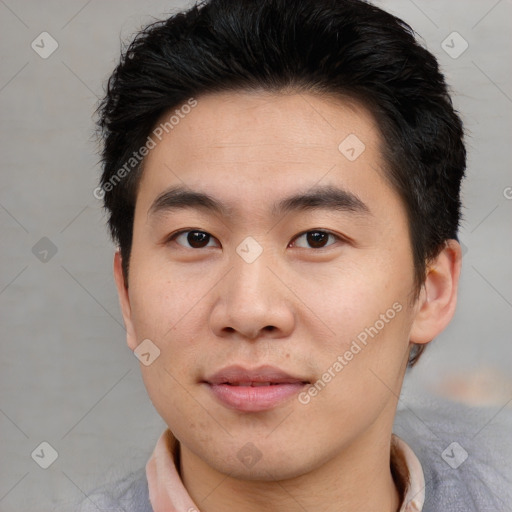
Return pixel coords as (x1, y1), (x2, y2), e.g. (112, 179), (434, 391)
(113, 90), (462, 512)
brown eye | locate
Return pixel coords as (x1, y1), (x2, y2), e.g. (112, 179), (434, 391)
(292, 230), (339, 249)
(171, 230), (218, 249)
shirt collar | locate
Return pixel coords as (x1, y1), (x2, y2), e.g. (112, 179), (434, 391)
(146, 429), (425, 512)
(393, 434), (426, 511)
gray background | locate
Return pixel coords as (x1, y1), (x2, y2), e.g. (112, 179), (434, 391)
(1, 0), (511, 510)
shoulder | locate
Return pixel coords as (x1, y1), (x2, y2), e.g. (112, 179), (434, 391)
(394, 394), (512, 511)
(75, 466), (151, 512)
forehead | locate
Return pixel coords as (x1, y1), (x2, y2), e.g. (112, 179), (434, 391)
(147, 90), (381, 163)
(135, 90), (399, 223)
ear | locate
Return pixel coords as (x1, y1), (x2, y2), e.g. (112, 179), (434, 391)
(113, 250), (138, 351)
(409, 239), (462, 345)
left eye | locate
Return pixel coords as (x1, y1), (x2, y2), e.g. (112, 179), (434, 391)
(290, 230), (340, 249)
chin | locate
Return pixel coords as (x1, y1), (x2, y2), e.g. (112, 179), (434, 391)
(199, 438), (319, 481)
(220, 457), (313, 481)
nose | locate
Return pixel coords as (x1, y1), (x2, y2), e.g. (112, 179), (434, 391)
(209, 250), (295, 341)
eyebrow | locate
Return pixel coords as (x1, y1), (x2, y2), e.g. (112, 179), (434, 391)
(147, 183), (371, 220)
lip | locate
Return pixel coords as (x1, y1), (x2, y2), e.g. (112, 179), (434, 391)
(203, 365), (309, 412)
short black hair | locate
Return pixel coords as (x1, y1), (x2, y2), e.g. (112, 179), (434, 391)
(96, 0), (466, 366)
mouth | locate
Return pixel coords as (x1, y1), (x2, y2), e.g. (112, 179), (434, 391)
(220, 381), (300, 386)
(203, 365), (310, 412)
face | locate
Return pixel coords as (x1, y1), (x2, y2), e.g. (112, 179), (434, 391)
(116, 91), (429, 480)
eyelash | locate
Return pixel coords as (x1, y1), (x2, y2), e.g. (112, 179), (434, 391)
(165, 229), (345, 250)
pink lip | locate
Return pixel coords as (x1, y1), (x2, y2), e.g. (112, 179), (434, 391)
(203, 365), (309, 412)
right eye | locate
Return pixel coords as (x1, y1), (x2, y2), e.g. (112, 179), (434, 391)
(167, 230), (220, 249)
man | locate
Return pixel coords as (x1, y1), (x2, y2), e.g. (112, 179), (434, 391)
(81, 0), (511, 510)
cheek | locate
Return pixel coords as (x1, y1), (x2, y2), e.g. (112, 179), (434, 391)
(301, 262), (412, 402)
(129, 260), (199, 337)
(140, 364), (202, 442)
(298, 312), (411, 439)
(307, 267), (402, 340)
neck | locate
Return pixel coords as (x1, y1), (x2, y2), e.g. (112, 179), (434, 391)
(179, 425), (401, 512)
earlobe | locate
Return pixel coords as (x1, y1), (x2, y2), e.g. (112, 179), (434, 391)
(409, 240), (462, 345)
(113, 250), (138, 351)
